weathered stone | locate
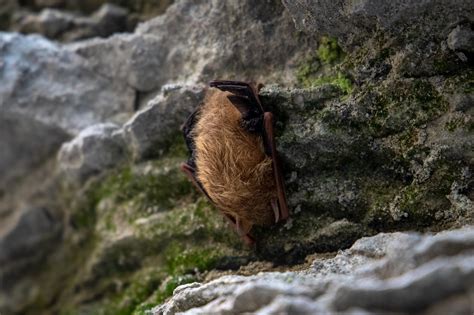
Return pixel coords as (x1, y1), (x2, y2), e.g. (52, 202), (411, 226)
(0, 32), (134, 133)
(123, 85), (204, 160)
(447, 24), (474, 53)
(282, 0), (474, 48)
(0, 207), (62, 298)
(0, 0), (18, 29)
(12, 3), (129, 41)
(58, 123), (127, 182)
(0, 111), (69, 195)
(152, 227), (474, 314)
(68, 34), (165, 91)
(68, 0), (314, 92)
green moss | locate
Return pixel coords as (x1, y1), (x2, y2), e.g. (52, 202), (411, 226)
(164, 243), (222, 275)
(317, 37), (345, 64)
(363, 79), (448, 136)
(445, 116), (465, 132)
(297, 68), (352, 94)
(296, 55), (321, 87)
(151, 274), (197, 305)
(296, 37), (350, 93)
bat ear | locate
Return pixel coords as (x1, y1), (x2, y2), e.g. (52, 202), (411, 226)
(227, 95), (254, 116)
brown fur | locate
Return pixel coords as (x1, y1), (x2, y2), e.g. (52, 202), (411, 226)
(193, 88), (277, 233)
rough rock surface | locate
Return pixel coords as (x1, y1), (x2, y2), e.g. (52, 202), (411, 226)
(0, 207), (62, 314)
(153, 226), (474, 314)
(12, 3), (130, 42)
(58, 123), (127, 182)
(0, 0), (473, 314)
(0, 32), (134, 191)
(0, 111), (69, 195)
(282, 0), (474, 48)
(0, 33), (134, 134)
(123, 85), (204, 160)
(68, 0), (313, 93)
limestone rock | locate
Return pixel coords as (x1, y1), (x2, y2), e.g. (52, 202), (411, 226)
(282, 0), (474, 48)
(123, 85), (205, 160)
(12, 3), (129, 41)
(152, 227), (474, 314)
(68, 0), (314, 92)
(0, 32), (134, 133)
(0, 111), (69, 195)
(447, 24), (474, 53)
(0, 207), (62, 313)
(58, 123), (127, 182)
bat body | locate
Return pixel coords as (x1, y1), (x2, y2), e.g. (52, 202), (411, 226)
(181, 81), (288, 243)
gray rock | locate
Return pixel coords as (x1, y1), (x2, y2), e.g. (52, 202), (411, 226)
(68, 0), (314, 92)
(58, 123), (127, 182)
(0, 0), (18, 29)
(0, 207), (62, 292)
(68, 33), (165, 91)
(447, 24), (474, 53)
(0, 32), (134, 133)
(282, 0), (474, 47)
(12, 3), (129, 41)
(152, 227), (474, 314)
(0, 111), (69, 195)
(123, 85), (205, 161)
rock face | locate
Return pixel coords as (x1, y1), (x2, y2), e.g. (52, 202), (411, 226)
(0, 207), (62, 314)
(153, 226), (474, 314)
(0, 111), (69, 195)
(58, 123), (127, 182)
(282, 0), (474, 48)
(12, 4), (131, 42)
(0, 32), (134, 191)
(123, 85), (205, 160)
(68, 0), (313, 93)
(0, 0), (473, 314)
(0, 33), (134, 134)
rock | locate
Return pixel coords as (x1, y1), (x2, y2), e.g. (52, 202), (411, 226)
(123, 85), (205, 160)
(152, 227), (474, 314)
(0, 207), (62, 309)
(252, 63), (473, 260)
(58, 123), (127, 182)
(68, 0), (314, 92)
(68, 34), (166, 91)
(12, 3), (130, 41)
(447, 24), (474, 53)
(0, 111), (69, 195)
(282, 0), (474, 47)
(0, 32), (134, 133)
(0, 32), (134, 192)
(92, 3), (128, 37)
(0, 0), (18, 29)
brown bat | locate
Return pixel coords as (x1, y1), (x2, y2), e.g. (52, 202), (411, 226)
(181, 80), (289, 244)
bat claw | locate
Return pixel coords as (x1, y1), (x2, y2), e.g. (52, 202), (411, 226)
(271, 199), (280, 223)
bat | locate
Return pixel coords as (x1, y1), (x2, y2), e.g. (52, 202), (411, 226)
(181, 80), (289, 244)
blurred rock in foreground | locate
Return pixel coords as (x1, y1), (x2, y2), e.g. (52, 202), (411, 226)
(154, 226), (474, 314)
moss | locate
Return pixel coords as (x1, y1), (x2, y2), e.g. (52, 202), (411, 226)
(362, 79), (448, 136)
(296, 54), (321, 87)
(151, 274), (197, 305)
(445, 116), (465, 132)
(317, 37), (345, 64)
(296, 37), (350, 93)
(311, 73), (353, 94)
(164, 243), (222, 275)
